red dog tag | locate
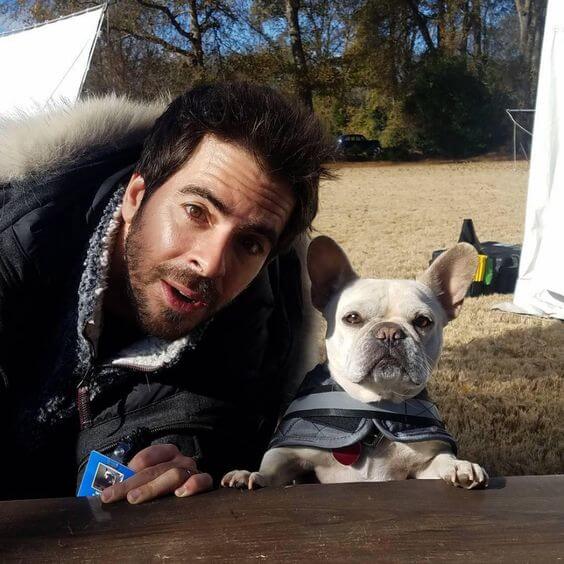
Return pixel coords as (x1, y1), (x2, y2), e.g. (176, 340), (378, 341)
(332, 443), (362, 466)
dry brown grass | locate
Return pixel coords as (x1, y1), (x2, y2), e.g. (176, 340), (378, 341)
(313, 160), (563, 476)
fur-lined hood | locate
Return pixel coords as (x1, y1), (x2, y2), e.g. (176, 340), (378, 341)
(0, 94), (166, 184)
(0, 93), (324, 405)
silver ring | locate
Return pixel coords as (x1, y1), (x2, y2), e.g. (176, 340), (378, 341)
(184, 468), (193, 479)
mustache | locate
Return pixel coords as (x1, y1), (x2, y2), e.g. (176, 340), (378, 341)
(153, 264), (219, 306)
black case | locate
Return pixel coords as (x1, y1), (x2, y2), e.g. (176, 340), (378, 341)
(431, 220), (521, 296)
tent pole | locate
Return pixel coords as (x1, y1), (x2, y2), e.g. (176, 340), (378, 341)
(77, 3), (107, 99)
(514, 122), (517, 169)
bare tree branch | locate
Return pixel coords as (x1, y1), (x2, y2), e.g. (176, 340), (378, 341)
(213, 2), (282, 54)
(112, 25), (192, 58)
(405, 0), (436, 52)
(132, 0), (205, 68)
(135, 0), (192, 40)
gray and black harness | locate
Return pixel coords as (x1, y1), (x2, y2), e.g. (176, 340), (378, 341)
(270, 364), (456, 465)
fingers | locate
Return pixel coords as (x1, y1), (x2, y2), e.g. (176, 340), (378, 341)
(175, 472), (213, 498)
(104, 467), (212, 504)
(100, 459), (186, 502)
(126, 467), (194, 504)
(100, 443), (201, 504)
(127, 444), (180, 472)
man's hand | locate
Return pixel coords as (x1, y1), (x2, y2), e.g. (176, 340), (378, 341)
(100, 444), (213, 504)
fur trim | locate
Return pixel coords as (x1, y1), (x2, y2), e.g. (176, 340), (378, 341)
(0, 94), (167, 184)
(1, 93), (323, 414)
(76, 188), (203, 388)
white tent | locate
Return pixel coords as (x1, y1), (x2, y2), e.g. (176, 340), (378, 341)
(499, 0), (564, 320)
(0, 5), (105, 117)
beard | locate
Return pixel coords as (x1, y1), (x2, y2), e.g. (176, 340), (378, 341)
(124, 207), (219, 341)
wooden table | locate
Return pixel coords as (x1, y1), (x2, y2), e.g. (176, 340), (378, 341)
(1, 475), (562, 562)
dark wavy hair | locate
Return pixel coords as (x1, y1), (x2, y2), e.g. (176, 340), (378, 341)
(135, 81), (334, 251)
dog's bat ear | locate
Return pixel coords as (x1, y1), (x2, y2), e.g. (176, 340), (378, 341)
(307, 236), (357, 311)
(417, 243), (478, 321)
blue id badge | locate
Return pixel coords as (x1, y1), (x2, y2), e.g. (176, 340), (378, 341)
(77, 450), (135, 497)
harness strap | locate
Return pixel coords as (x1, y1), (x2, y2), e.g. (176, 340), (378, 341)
(283, 391), (442, 422)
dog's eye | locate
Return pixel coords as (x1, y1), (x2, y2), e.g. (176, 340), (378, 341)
(343, 312), (363, 325)
(413, 315), (433, 328)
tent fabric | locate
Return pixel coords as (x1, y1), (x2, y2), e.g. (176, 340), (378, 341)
(0, 6), (105, 117)
(498, 0), (564, 320)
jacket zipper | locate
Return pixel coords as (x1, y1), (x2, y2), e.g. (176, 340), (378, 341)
(77, 386), (93, 430)
(77, 422), (211, 474)
(76, 367), (95, 431)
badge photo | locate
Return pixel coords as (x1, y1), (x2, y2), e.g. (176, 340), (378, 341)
(77, 451), (135, 497)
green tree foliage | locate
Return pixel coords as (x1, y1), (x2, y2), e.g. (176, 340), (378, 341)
(405, 55), (510, 157)
(1, 0), (547, 157)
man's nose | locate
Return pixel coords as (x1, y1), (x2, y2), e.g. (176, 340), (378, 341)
(187, 234), (229, 280)
(373, 322), (406, 346)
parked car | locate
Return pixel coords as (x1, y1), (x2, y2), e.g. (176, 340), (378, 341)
(336, 134), (382, 160)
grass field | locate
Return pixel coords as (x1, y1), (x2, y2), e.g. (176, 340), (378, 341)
(312, 160), (563, 477)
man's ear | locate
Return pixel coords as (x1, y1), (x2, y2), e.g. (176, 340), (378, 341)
(121, 173), (146, 226)
(307, 236), (357, 311)
(417, 243), (478, 321)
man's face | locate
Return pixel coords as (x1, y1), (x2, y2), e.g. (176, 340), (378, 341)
(121, 135), (295, 341)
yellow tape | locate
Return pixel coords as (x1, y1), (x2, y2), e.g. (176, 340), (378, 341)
(474, 254), (487, 282)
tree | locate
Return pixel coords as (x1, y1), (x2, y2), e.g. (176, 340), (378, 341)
(405, 55), (508, 156)
(0, 0), (543, 156)
(514, 0), (547, 106)
(405, 0), (436, 52)
(2, 1), (236, 96)
(127, 0), (206, 69)
(284, 0), (313, 109)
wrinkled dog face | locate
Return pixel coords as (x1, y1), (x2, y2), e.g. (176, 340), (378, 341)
(307, 237), (477, 403)
(324, 278), (445, 400)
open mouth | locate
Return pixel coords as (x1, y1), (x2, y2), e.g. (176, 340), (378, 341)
(170, 284), (194, 303)
(161, 280), (208, 313)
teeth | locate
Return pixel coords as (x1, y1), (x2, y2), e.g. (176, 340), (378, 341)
(172, 286), (193, 302)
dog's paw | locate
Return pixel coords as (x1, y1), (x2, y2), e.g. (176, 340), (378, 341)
(221, 470), (252, 489)
(248, 472), (269, 490)
(221, 470), (270, 490)
(441, 459), (489, 489)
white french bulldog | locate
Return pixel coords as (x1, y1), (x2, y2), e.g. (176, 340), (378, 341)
(222, 236), (488, 490)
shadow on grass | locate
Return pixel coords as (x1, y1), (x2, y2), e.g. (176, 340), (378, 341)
(431, 322), (563, 477)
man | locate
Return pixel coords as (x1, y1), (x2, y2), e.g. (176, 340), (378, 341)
(0, 82), (332, 502)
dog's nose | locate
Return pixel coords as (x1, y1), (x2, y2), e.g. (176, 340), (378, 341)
(374, 323), (406, 345)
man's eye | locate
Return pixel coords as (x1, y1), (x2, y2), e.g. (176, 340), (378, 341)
(185, 204), (205, 221)
(241, 237), (265, 257)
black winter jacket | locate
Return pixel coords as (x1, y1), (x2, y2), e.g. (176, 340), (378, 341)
(0, 100), (308, 499)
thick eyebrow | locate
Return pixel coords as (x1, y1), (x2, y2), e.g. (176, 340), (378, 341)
(237, 221), (279, 251)
(179, 184), (229, 214)
(178, 184), (280, 249)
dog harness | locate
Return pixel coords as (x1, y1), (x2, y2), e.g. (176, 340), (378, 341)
(270, 364), (457, 465)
